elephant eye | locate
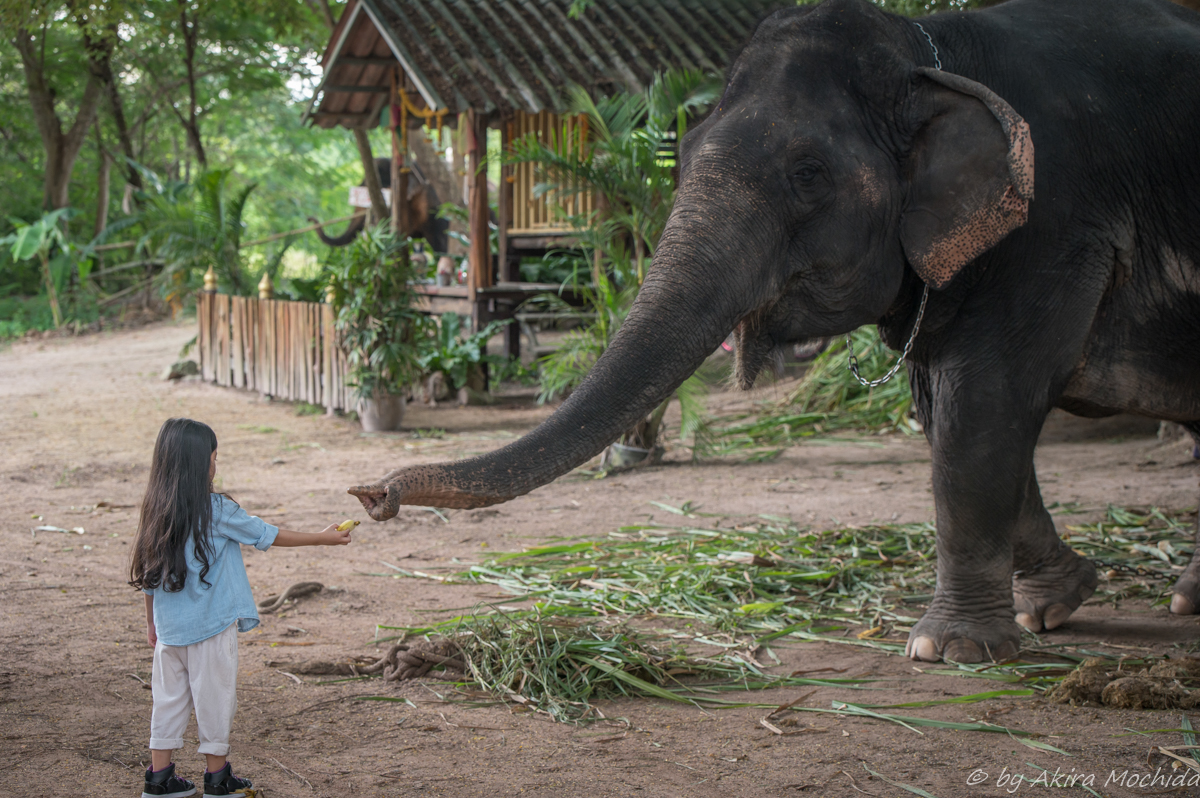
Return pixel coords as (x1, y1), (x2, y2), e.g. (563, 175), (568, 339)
(791, 160), (822, 187)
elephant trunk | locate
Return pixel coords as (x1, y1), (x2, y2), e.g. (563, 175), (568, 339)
(309, 213), (365, 247)
(349, 203), (770, 519)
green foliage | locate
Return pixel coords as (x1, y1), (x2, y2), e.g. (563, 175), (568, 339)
(436, 201), (497, 261)
(533, 276), (636, 405)
(857, 0), (997, 15)
(416, 312), (511, 392)
(0, 294), (56, 339)
(118, 167), (261, 298)
(273, 273), (326, 303)
(294, 402), (324, 416)
(699, 327), (918, 460)
(0, 208), (90, 327)
(518, 250), (589, 285)
(327, 226), (430, 400)
(0, 0), (357, 300)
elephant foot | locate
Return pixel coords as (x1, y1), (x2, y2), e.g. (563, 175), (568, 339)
(1170, 569), (1200, 615)
(1012, 544), (1097, 632)
(906, 609), (1022, 663)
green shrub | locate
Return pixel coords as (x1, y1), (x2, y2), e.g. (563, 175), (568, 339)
(417, 312), (512, 392)
(326, 227), (430, 400)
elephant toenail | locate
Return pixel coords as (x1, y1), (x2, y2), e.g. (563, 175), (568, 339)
(1014, 612), (1042, 633)
(909, 636), (940, 662)
(942, 639), (984, 663)
(1042, 603), (1073, 630)
(1171, 593), (1197, 615)
(994, 640), (1020, 660)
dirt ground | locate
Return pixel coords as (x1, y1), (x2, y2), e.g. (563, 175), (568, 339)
(3, 320), (1200, 798)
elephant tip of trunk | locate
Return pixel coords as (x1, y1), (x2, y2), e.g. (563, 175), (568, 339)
(347, 483), (398, 521)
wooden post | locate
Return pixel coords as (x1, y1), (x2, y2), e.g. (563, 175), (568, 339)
(500, 118), (520, 359)
(390, 68), (410, 237)
(231, 296), (245, 389)
(198, 291), (212, 382)
(352, 127), (388, 226)
(467, 108), (491, 303)
(498, 118), (512, 283)
(390, 71), (402, 235)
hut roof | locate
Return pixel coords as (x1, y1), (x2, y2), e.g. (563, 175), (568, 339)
(304, 0), (792, 128)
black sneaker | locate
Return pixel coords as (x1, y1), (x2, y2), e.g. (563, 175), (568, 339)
(142, 763), (196, 798)
(203, 763), (253, 796)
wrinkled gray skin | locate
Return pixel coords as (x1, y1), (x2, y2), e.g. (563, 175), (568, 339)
(352, 0), (1200, 663)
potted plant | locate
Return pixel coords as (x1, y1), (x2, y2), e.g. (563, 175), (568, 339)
(327, 227), (430, 431)
(417, 312), (511, 406)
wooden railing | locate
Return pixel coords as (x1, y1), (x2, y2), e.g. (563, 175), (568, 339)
(510, 110), (596, 234)
(197, 292), (352, 412)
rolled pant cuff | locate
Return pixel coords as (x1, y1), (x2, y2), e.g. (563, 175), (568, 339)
(197, 743), (230, 756)
(149, 738), (185, 750)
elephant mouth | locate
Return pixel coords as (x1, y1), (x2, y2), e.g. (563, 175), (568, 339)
(733, 309), (784, 390)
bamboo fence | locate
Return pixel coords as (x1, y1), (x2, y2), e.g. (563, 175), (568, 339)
(197, 291), (352, 412)
(511, 110), (595, 233)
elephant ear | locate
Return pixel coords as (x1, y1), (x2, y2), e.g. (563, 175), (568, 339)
(900, 67), (1035, 289)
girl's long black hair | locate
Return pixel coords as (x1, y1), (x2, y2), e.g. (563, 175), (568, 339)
(129, 418), (219, 592)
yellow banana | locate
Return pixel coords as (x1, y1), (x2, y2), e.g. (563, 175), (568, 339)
(336, 519), (360, 532)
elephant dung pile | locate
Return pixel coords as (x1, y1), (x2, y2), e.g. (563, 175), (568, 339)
(1047, 657), (1200, 710)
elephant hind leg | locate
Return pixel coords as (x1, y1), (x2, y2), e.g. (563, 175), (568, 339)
(1011, 468), (1098, 632)
(1170, 498), (1200, 615)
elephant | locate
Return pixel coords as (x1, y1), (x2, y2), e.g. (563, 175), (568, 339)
(309, 157), (449, 253)
(348, 0), (1200, 663)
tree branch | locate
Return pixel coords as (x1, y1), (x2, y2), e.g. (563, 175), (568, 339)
(13, 28), (62, 149)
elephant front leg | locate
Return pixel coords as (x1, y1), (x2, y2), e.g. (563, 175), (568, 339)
(906, 399), (1036, 663)
(907, 547), (1023, 663)
(1010, 468), (1098, 632)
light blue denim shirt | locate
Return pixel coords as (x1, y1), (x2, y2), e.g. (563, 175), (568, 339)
(145, 494), (278, 646)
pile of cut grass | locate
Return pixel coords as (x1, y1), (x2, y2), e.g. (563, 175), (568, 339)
(459, 513), (938, 636)
(698, 327), (918, 461)
(442, 614), (872, 723)
(368, 504), (1197, 722)
(378, 504), (1195, 654)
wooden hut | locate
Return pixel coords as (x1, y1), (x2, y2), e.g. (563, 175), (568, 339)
(302, 0), (790, 355)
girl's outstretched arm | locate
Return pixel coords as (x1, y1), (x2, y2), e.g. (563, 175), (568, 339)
(273, 524), (352, 548)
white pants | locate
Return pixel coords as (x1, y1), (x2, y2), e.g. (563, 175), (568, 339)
(149, 623), (238, 756)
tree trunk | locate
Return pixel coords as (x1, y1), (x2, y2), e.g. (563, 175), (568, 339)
(14, 27), (105, 210)
(94, 123), (111, 237)
(176, 0), (206, 170)
(92, 42), (142, 191)
(352, 128), (388, 225)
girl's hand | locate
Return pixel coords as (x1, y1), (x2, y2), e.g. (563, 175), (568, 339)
(147, 625), (157, 647)
(320, 523), (353, 546)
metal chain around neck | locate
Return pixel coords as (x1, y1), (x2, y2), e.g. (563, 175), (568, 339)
(846, 284), (929, 388)
(844, 21), (940, 389)
(912, 21), (943, 70)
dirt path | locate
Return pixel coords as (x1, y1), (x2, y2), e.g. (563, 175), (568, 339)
(2, 322), (1199, 798)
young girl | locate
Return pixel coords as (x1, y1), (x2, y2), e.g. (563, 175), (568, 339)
(129, 418), (353, 798)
